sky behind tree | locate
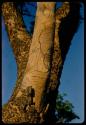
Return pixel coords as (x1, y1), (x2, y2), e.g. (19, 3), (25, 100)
(2, 2), (84, 123)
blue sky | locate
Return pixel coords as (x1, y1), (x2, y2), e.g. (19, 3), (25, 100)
(2, 2), (84, 123)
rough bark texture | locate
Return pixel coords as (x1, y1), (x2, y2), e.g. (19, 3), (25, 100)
(48, 2), (70, 91)
(2, 2), (80, 124)
(2, 2), (32, 101)
(43, 2), (71, 123)
(17, 2), (55, 112)
(45, 2), (80, 123)
(2, 2), (56, 123)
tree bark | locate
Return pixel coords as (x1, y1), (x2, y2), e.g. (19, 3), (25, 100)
(43, 2), (70, 123)
(2, 2), (32, 101)
(2, 2), (80, 124)
(17, 2), (56, 112)
(48, 2), (70, 91)
(2, 2), (56, 123)
(44, 2), (80, 123)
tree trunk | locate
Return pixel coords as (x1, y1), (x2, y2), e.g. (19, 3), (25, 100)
(16, 2), (56, 112)
(2, 2), (56, 123)
(2, 2), (80, 124)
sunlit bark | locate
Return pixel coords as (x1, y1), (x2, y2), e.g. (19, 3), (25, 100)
(2, 2), (80, 124)
(2, 2), (32, 100)
(17, 2), (56, 113)
(2, 2), (56, 123)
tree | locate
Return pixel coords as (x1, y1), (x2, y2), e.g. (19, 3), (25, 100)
(2, 2), (80, 124)
(56, 93), (80, 123)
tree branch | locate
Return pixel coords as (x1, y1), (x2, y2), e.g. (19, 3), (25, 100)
(2, 2), (32, 100)
(18, 2), (56, 113)
(48, 2), (80, 91)
(2, 2), (32, 66)
(48, 2), (70, 91)
(46, 2), (80, 122)
(56, 2), (70, 20)
(45, 3), (70, 121)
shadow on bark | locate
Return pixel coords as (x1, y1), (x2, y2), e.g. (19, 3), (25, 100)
(45, 2), (80, 124)
(2, 2), (81, 124)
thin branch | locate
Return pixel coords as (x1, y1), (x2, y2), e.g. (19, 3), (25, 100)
(56, 2), (70, 20)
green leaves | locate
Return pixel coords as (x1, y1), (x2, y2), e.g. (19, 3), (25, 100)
(56, 93), (79, 123)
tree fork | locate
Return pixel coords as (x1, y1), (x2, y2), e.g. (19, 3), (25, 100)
(2, 2), (80, 124)
(2, 2), (56, 123)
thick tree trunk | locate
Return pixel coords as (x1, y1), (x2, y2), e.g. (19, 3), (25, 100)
(17, 2), (56, 112)
(2, 2), (80, 124)
(2, 2), (56, 123)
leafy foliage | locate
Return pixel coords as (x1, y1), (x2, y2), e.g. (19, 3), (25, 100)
(56, 93), (80, 123)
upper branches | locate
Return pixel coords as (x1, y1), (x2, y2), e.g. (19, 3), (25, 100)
(46, 2), (80, 117)
(56, 2), (80, 61)
(56, 2), (70, 20)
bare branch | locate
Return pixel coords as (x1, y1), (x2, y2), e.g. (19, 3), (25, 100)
(2, 2), (32, 100)
(48, 2), (80, 91)
(2, 2), (32, 65)
(56, 2), (70, 20)
(47, 2), (70, 91)
(19, 2), (56, 112)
